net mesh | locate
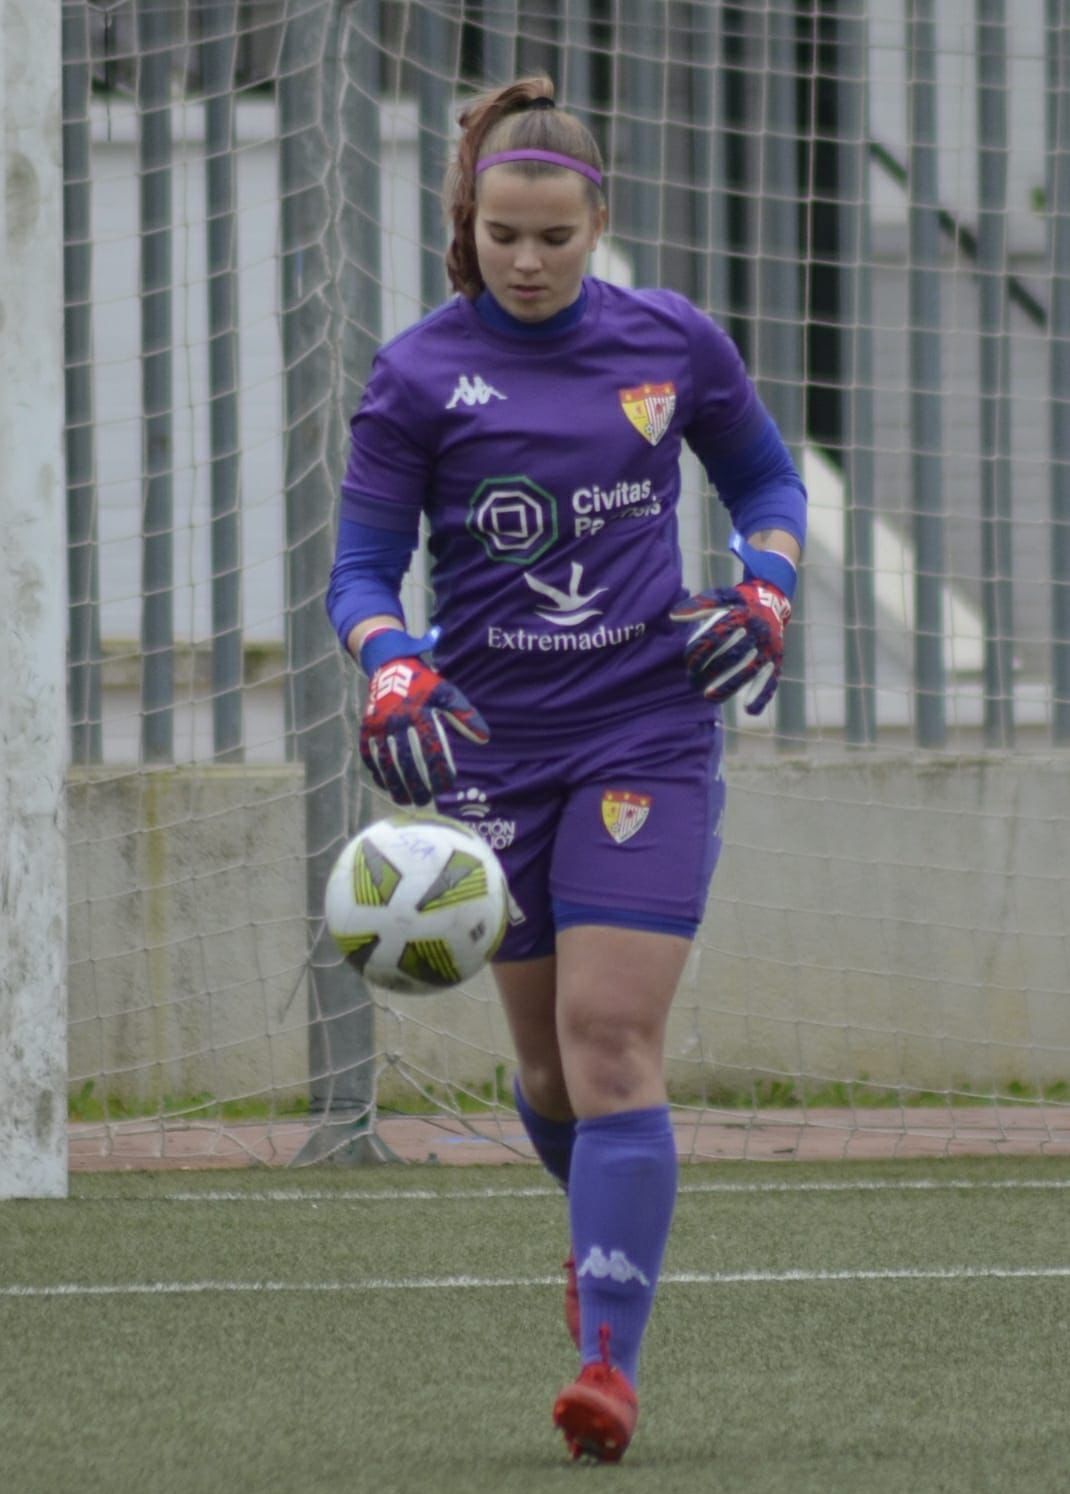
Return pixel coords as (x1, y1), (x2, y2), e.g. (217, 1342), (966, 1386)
(60, 0), (1070, 1167)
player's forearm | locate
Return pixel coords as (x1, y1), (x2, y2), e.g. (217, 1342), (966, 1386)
(745, 527), (802, 566)
(346, 614), (406, 662)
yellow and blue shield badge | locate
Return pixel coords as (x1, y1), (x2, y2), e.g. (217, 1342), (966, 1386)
(619, 382), (676, 447)
(601, 789), (652, 845)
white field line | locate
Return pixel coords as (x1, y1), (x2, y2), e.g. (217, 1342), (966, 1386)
(84, 1177), (1070, 1205)
(6, 1265), (1070, 1300)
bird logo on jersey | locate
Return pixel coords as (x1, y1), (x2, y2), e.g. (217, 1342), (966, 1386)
(524, 562), (607, 626)
(619, 382), (676, 446)
(601, 789), (652, 844)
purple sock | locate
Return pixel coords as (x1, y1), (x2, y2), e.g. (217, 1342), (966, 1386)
(512, 1076), (575, 1190)
(569, 1105), (678, 1386)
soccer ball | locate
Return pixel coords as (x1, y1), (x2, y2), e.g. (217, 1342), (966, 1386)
(324, 813), (509, 996)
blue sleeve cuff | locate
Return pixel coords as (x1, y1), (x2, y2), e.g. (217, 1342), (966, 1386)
(730, 532), (798, 601)
(359, 626), (439, 675)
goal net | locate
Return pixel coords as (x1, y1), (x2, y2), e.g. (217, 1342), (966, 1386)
(49, 0), (1070, 1173)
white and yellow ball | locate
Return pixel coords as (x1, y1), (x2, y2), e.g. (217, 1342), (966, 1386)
(324, 814), (509, 996)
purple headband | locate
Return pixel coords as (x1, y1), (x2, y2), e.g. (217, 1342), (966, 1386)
(475, 149), (603, 188)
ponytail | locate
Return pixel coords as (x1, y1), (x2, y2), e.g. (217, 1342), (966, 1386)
(444, 75), (604, 300)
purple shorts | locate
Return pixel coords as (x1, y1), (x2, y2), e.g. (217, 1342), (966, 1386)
(436, 714), (725, 961)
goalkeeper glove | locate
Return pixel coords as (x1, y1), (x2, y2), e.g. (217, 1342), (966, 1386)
(671, 579), (792, 715)
(359, 628), (489, 807)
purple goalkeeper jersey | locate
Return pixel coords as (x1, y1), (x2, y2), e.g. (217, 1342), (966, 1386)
(341, 276), (772, 741)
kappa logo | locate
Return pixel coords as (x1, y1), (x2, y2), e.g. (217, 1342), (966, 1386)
(446, 374), (506, 410)
(524, 561), (607, 627)
(577, 1246), (650, 1288)
(601, 789), (652, 844)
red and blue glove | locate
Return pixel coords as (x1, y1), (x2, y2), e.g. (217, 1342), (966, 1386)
(671, 578), (792, 715)
(359, 628), (489, 806)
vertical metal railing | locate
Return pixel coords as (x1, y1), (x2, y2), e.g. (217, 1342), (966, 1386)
(976, 0), (1015, 748)
(562, 0), (592, 120)
(691, 0), (734, 607)
(839, 1), (877, 747)
(620, 1), (665, 289)
(692, 2), (729, 332)
(414, 2), (453, 313)
(481, 0), (517, 86)
(338, 0), (385, 856)
(339, 0), (384, 417)
(202, 0), (245, 762)
(280, 0), (374, 1142)
(716, 4), (758, 749)
(907, 0), (946, 748)
(756, 0), (806, 745)
(62, 0), (102, 767)
(1050, 0), (1070, 743)
(515, 0), (557, 79)
(137, 0), (176, 763)
(59, 1), (1070, 791)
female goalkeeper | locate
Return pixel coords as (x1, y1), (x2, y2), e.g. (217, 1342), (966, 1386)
(327, 75), (805, 1463)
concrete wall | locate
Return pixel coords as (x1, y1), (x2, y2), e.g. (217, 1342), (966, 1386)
(670, 755), (1070, 1099)
(67, 766), (312, 1107)
(67, 759), (1070, 1109)
(379, 757), (1070, 1105)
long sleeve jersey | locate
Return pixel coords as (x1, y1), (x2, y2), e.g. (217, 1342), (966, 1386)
(331, 276), (807, 744)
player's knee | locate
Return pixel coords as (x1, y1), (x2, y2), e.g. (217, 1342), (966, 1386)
(561, 1005), (658, 1056)
(517, 1058), (572, 1120)
(560, 1011), (660, 1102)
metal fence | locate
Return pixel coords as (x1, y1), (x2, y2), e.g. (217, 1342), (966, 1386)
(41, 0), (1070, 1167)
(62, 0), (1070, 760)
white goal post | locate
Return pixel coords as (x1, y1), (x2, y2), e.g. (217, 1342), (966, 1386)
(0, 0), (68, 1198)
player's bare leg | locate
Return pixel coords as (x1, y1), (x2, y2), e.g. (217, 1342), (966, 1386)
(554, 924), (688, 1117)
(494, 955), (571, 1121)
(493, 921), (692, 1119)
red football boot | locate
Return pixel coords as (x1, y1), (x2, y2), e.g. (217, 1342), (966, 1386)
(562, 1253), (580, 1348)
(553, 1325), (638, 1463)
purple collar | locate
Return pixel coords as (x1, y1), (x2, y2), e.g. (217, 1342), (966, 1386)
(474, 284), (589, 339)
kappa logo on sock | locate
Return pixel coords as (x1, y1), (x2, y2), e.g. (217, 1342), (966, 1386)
(576, 1245), (650, 1287)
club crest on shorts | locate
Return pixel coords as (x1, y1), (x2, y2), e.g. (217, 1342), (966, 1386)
(600, 789), (652, 844)
(618, 382), (676, 447)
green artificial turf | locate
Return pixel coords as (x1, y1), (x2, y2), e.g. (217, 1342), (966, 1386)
(3, 1157), (1070, 1493)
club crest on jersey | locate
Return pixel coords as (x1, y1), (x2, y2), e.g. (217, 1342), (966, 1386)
(600, 789), (652, 845)
(619, 382), (676, 447)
